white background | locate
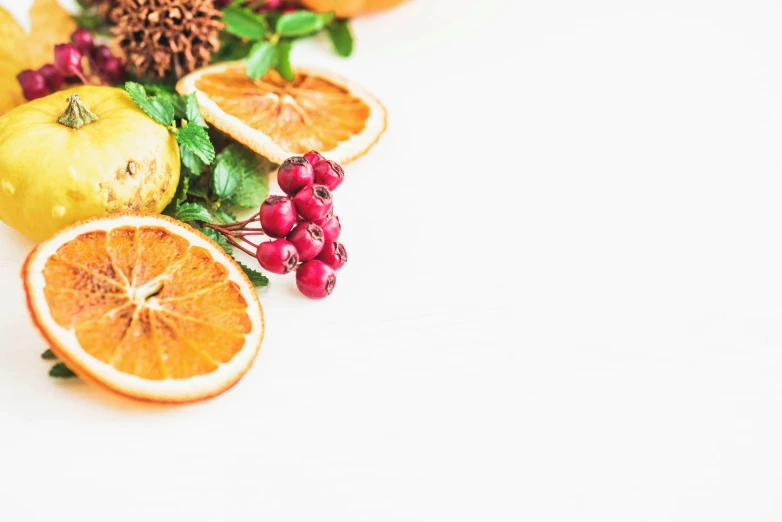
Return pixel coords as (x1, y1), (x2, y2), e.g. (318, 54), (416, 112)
(1, 0), (782, 520)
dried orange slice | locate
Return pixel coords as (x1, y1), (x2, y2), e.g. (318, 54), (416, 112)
(176, 62), (387, 165)
(22, 213), (264, 403)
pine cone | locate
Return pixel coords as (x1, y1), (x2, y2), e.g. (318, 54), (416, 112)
(111, 0), (223, 80)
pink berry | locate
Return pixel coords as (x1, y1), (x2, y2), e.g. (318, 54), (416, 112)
(101, 56), (126, 84)
(54, 44), (84, 78)
(277, 156), (314, 196)
(316, 241), (348, 271)
(318, 214), (341, 242)
(293, 184), (333, 222)
(37, 64), (63, 92)
(296, 260), (336, 299)
(16, 70), (49, 100)
(70, 28), (94, 54)
(259, 195), (297, 238)
(287, 222), (324, 261)
(313, 160), (344, 191)
(258, 0), (282, 10)
(256, 239), (299, 274)
(92, 45), (113, 67)
(304, 151), (325, 166)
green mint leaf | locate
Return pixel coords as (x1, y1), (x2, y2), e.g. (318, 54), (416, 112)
(74, 13), (101, 30)
(275, 40), (294, 81)
(223, 4), (269, 39)
(185, 93), (208, 128)
(238, 262), (269, 287)
(49, 362), (76, 378)
(124, 82), (175, 127)
(41, 349), (57, 360)
(187, 183), (210, 199)
(327, 19), (354, 57)
(212, 33), (255, 62)
(174, 169), (191, 206)
(175, 202), (214, 223)
(180, 144), (205, 176)
(211, 160), (241, 200)
(246, 41), (277, 80)
(213, 207), (237, 225)
(200, 227), (233, 255)
(218, 144), (272, 208)
(276, 10), (335, 37)
(176, 123), (215, 165)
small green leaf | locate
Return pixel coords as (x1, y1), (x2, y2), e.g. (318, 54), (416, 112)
(238, 262), (269, 287)
(185, 93), (208, 128)
(218, 144), (272, 208)
(174, 170), (191, 206)
(246, 41), (277, 80)
(180, 144), (205, 176)
(275, 40), (294, 81)
(124, 82), (175, 126)
(211, 161), (240, 200)
(175, 202), (214, 223)
(74, 13), (101, 30)
(200, 227), (233, 255)
(213, 207), (237, 225)
(187, 183), (210, 199)
(276, 10), (334, 37)
(212, 33), (255, 63)
(41, 349), (57, 360)
(327, 19), (353, 57)
(176, 123), (215, 165)
(49, 362), (76, 378)
(222, 4), (269, 39)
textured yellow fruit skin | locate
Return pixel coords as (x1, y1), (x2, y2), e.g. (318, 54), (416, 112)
(0, 86), (180, 241)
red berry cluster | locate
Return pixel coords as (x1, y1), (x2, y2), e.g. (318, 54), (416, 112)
(206, 151), (348, 299)
(17, 29), (126, 101)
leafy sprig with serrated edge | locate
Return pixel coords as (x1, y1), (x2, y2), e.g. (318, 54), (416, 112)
(216, 2), (354, 81)
(123, 82), (271, 287)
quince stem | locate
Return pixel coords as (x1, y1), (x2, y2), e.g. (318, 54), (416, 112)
(57, 94), (98, 130)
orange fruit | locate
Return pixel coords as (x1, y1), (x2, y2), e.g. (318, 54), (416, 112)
(301, 0), (409, 17)
(22, 213), (264, 403)
(176, 63), (386, 165)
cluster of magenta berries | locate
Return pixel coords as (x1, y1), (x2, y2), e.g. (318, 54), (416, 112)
(17, 29), (126, 101)
(214, 0), (299, 12)
(206, 151), (347, 299)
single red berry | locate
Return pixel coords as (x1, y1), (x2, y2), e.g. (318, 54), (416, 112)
(293, 184), (333, 222)
(54, 44), (84, 79)
(313, 160), (344, 191)
(318, 214), (341, 242)
(287, 222), (324, 261)
(100, 56), (126, 84)
(70, 28), (95, 54)
(37, 64), (63, 92)
(316, 241), (348, 271)
(16, 70), (49, 100)
(303, 151), (325, 166)
(256, 239), (299, 274)
(281, 4), (298, 12)
(296, 260), (336, 299)
(258, 0), (283, 10)
(91, 44), (114, 67)
(259, 195), (297, 238)
(277, 156), (314, 196)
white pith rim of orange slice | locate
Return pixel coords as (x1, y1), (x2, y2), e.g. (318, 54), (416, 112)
(176, 62), (388, 165)
(23, 213), (264, 403)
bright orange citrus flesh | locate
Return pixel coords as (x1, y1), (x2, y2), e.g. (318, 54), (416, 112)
(40, 225), (252, 381)
(193, 69), (371, 154)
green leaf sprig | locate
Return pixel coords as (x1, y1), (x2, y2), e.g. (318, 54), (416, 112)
(218, 2), (353, 81)
(125, 82), (215, 165)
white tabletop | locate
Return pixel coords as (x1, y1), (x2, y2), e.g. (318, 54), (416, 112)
(2, 0), (782, 520)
